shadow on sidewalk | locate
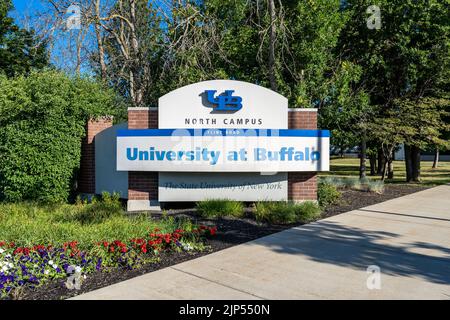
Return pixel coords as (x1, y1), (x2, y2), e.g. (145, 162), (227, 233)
(252, 220), (450, 285)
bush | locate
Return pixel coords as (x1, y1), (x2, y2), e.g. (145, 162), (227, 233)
(253, 201), (321, 225)
(320, 176), (384, 194)
(367, 180), (385, 194)
(196, 199), (245, 218)
(70, 192), (123, 224)
(318, 181), (341, 207)
(0, 70), (117, 203)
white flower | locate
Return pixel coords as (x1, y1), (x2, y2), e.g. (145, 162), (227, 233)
(75, 266), (82, 273)
(53, 264), (58, 269)
(5, 254), (11, 259)
(48, 260), (54, 266)
(44, 269), (50, 275)
(2, 265), (9, 272)
(0, 248), (4, 254)
(182, 243), (193, 251)
(8, 262), (13, 268)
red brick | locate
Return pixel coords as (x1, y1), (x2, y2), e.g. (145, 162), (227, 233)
(127, 109), (159, 201)
(78, 117), (113, 194)
(288, 110), (318, 201)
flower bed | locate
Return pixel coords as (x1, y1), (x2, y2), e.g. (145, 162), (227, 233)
(0, 225), (216, 298)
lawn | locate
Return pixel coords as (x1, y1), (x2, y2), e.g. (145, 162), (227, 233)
(320, 157), (450, 186)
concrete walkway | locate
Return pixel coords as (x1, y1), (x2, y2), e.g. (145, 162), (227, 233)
(72, 185), (450, 300)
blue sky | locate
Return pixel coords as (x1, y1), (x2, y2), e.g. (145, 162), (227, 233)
(11, 0), (45, 19)
(11, 0), (94, 74)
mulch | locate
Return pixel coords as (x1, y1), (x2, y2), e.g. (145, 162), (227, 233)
(20, 183), (428, 300)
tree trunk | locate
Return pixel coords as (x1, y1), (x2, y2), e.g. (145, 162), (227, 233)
(377, 148), (384, 175)
(411, 146), (421, 182)
(432, 147), (439, 169)
(387, 158), (394, 179)
(129, 0), (143, 107)
(370, 154), (377, 176)
(381, 158), (388, 182)
(94, 0), (107, 81)
(268, 0), (277, 91)
(404, 144), (413, 182)
(75, 30), (82, 75)
(359, 134), (367, 179)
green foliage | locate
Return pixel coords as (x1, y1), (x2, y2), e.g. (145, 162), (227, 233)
(321, 176), (385, 194)
(318, 181), (342, 207)
(0, 200), (203, 249)
(0, 71), (116, 203)
(366, 180), (385, 194)
(253, 201), (321, 225)
(196, 199), (245, 218)
(69, 192), (123, 224)
(0, 0), (48, 77)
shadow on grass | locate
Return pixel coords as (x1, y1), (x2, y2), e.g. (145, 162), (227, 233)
(252, 220), (450, 285)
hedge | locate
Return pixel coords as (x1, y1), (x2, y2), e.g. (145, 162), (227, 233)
(0, 70), (117, 203)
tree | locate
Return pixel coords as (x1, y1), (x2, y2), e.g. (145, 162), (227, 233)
(337, 0), (450, 181)
(98, 0), (164, 107)
(400, 98), (449, 182)
(368, 97), (449, 181)
(0, 0), (48, 77)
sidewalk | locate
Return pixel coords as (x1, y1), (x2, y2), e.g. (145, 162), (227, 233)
(72, 185), (450, 300)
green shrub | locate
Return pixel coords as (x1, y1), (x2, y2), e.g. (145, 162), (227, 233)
(0, 70), (117, 203)
(367, 180), (385, 194)
(321, 176), (384, 194)
(69, 192), (123, 224)
(253, 201), (321, 224)
(196, 199), (245, 218)
(318, 181), (342, 207)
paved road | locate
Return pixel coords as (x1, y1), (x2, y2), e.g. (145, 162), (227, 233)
(72, 185), (450, 300)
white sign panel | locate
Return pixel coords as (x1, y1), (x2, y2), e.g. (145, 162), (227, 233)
(157, 80), (290, 201)
(158, 80), (287, 129)
(117, 129), (330, 172)
(159, 172), (288, 201)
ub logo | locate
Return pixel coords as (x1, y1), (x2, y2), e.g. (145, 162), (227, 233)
(205, 90), (243, 112)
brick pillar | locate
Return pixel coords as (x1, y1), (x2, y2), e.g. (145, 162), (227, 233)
(288, 109), (318, 202)
(78, 117), (113, 195)
(127, 107), (160, 211)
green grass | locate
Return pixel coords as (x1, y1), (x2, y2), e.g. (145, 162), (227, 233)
(196, 199), (245, 218)
(0, 200), (196, 249)
(253, 201), (321, 225)
(320, 157), (450, 186)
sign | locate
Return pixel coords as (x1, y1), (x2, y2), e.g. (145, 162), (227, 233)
(156, 80), (291, 201)
(158, 80), (287, 129)
(117, 129), (330, 172)
(119, 80), (328, 203)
